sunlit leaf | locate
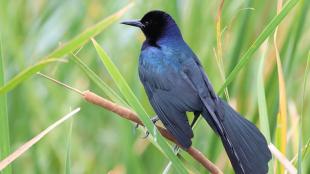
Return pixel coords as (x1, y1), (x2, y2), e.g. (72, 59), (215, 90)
(298, 52), (310, 173)
(70, 54), (127, 105)
(274, 1), (287, 173)
(0, 3), (133, 94)
(0, 58), (60, 94)
(257, 41), (271, 142)
(218, 0), (299, 94)
(0, 108), (80, 171)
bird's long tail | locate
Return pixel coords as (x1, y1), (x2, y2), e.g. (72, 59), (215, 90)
(202, 99), (271, 174)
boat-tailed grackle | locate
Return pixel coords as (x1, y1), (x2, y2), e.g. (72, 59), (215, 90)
(121, 10), (271, 174)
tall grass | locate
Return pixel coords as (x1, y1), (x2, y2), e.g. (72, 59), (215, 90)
(217, 0), (298, 94)
(257, 41), (273, 174)
(298, 52), (310, 173)
(0, 3), (133, 94)
(0, 0), (309, 173)
(65, 119), (73, 174)
(0, 36), (11, 174)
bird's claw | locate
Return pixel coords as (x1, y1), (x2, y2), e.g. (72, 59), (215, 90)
(150, 115), (160, 124)
(142, 131), (150, 139)
(135, 122), (140, 129)
(134, 115), (159, 129)
(173, 145), (180, 152)
(141, 115), (160, 139)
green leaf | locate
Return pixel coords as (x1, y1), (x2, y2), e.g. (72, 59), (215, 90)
(282, 0), (310, 77)
(0, 59), (60, 94)
(70, 54), (127, 106)
(91, 39), (188, 174)
(65, 119), (73, 174)
(298, 52), (310, 173)
(256, 41), (271, 142)
(0, 3), (133, 94)
(217, 0), (299, 94)
(0, 108), (80, 171)
(0, 35), (11, 174)
(302, 138), (310, 160)
(256, 41), (273, 174)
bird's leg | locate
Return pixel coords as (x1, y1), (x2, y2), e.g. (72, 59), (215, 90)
(190, 111), (201, 128)
(141, 112), (198, 139)
(142, 115), (160, 138)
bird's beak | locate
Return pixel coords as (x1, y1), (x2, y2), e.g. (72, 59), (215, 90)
(121, 20), (144, 28)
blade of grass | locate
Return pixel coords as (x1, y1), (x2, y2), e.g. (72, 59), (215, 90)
(265, 0), (309, 136)
(0, 36), (11, 174)
(0, 58), (61, 94)
(269, 144), (297, 174)
(227, 0), (252, 80)
(257, 41), (274, 174)
(70, 54), (127, 106)
(274, 1), (287, 173)
(0, 3), (133, 94)
(291, 138), (310, 163)
(215, 0), (230, 101)
(287, 103), (299, 157)
(217, 0), (299, 95)
(302, 139), (310, 160)
(274, 113), (280, 172)
(298, 52), (310, 173)
(282, 0), (310, 77)
(0, 108), (80, 171)
(65, 118), (73, 174)
(257, 41), (271, 142)
(91, 39), (188, 174)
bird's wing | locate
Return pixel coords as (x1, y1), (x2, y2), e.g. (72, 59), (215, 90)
(139, 52), (194, 148)
(147, 83), (194, 148)
(180, 56), (225, 134)
(181, 56), (247, 172)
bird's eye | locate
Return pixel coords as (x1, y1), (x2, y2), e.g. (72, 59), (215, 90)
(145, 21), (150, 25)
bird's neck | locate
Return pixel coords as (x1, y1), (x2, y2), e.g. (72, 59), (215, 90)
(146, 23), (183, 47)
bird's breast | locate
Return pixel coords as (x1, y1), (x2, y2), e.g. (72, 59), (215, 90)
(138, 46), (202, 111)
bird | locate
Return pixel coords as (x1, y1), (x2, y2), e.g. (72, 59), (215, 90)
(121, 10), (271, 174)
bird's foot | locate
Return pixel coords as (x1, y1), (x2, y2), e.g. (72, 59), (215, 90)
(173, 145), (180, 153)
(135, 115), (159, 129)
(150, 115), (160, 124)
(142, 130), (150, 139)
(141, 115), (160, 139)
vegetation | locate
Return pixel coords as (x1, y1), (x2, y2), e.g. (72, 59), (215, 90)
(0, 0), (309, 173)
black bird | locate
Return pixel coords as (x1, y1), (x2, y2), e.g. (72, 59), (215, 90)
(121, 10), (271, 174)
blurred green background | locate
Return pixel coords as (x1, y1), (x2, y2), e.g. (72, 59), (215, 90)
(0, 0), (309, 173)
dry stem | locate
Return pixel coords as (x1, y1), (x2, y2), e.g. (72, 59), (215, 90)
(83, 90), (222, 174)
(37, 73), (222, 174)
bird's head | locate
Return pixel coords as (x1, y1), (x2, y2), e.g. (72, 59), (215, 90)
(121, 10), (181, 44)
